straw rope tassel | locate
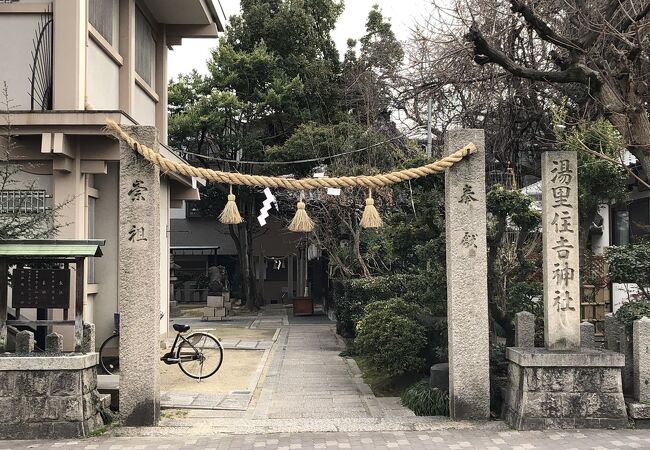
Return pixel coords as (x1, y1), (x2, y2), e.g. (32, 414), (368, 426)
(288, 192), (314, 233)
(219, 186), (243, 225)
(360, 189), (383, 229)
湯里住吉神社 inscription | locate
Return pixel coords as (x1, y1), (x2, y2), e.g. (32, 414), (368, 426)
(543, 152), (580, 350)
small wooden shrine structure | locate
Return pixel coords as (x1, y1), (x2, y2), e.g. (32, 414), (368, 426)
(0, 239), (104, 353)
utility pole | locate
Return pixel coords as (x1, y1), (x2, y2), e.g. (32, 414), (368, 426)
(426, 97), (432, 157)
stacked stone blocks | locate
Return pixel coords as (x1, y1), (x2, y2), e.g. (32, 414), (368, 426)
(203, 292), (232, 321)
(0, 355), (104, 438)
(504, 349), (627, 430)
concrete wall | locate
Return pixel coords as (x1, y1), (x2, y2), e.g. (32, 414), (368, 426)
(133, 84), (156, 126)
(86, 40), (120, 110)
(0, 14), (45, 109)
(92, 162), (119, 349)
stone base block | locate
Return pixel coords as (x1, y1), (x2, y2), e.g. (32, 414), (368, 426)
(504, 347), (629, 430)
(430, 363), (449, 391)
(627, 401), (650, 428)
(0, 353), (106, 439)
(207, 296), (224, 308)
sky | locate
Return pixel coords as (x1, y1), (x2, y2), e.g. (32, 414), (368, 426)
(167, 0), (432, 79)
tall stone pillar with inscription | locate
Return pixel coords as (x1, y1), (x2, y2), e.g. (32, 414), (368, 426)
(444, 129), (490, 420)
(542, 152), (580, 349)
(118, 126), (161, 426)
(504, 152), (627, 430)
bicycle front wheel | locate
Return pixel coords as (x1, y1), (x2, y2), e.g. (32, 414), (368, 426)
(99, 333), (120, 375)
(177, 332), (223, 380)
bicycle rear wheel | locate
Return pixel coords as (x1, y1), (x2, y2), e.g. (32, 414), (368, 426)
(177, 332), (223, 380)
(99, 333), (120, 375)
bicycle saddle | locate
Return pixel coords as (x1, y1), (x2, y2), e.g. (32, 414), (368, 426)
(173, 323), (190, 333)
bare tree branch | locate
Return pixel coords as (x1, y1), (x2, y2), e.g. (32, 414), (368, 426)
(466, 24), (602, 87)
(510, 0), (584, 53)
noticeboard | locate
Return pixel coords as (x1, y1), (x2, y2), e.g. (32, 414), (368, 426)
(12, 268), (70, 309)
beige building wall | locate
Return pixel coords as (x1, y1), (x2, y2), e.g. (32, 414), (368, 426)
(159, 177), (170, 335)
(93, 162), (120, 349)
(86, 40), (120, 110)
(133, 85), (156, 126)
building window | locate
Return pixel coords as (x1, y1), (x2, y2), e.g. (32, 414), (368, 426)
(89, 0), (119, 49)
(135, 7), (156, 87)
(612, 198), (650, 245)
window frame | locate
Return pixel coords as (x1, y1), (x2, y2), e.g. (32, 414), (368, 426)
(135, 6), (156, 89)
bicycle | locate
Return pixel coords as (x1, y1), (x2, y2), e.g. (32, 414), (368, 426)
(99, 315), (224, 380)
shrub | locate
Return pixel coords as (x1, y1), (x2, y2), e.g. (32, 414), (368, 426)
(332, 271), (446, 337)
(400, 380), (449, 416)
(606, 244), (650, 302)
(355, 298), (428, 376)
(614, 299), (650, 329)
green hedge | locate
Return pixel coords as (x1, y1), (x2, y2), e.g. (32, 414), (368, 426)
(355, 299), (428, 376)
(332, 271), (446, 337)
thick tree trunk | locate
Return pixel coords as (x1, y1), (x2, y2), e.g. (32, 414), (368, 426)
(598, 82), (650, 178)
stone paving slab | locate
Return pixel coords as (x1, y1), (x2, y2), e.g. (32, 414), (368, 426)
(9, 429), (650, 449)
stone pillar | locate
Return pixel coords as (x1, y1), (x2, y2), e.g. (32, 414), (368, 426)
(604, 313), (634, 396)
(82, 323), (95, 353)
(514, 311), (535, 348)
(542, 152), (580, 350)
(580, 321), (595, 349)
(15, 330), (34, 353)
(634, 317), (650, 403)
(45, 332), (63, 353)
(605, 313), (624, 352)
(118, 126), (161, 426)
(444, 129), (490, 420)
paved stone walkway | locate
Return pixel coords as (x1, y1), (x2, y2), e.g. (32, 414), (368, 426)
(11, 306), (649, 448)
(8, 429), (650, 449)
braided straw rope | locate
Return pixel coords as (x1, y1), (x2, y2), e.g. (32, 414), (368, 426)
(106, 119), (477, 190)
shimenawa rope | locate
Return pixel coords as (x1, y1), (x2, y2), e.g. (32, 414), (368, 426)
(106, 119), (477, 190)
(106, 119), (477, 232)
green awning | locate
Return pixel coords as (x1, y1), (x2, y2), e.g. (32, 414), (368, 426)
(0, 240), (105, 258)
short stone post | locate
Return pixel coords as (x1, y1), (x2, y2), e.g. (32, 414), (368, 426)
(634, 317), (650, 403)
(580, 321), (595, 349)
(45, 332), (63, 353)
(542, 152), (580, 350)
(118, 126), (161, 426)
(605, 313), (622, 351)
(514, 311), (535, 348)
(605, 313), (634, 395)
(15, 330), (34, 353)
(82, 323), (95, 353)
(444, 129), (490, 420)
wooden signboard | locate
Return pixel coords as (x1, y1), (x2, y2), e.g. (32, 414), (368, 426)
(13, 268), (70, 309)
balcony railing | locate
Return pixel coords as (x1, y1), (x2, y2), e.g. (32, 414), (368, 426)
(0, 190), (50, 214)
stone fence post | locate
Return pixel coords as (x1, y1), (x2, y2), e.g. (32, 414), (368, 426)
(444, 129), (490, 420)
(118, 126), (161, 426)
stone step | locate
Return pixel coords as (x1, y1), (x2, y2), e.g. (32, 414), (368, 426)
(122, 416), (506, 435)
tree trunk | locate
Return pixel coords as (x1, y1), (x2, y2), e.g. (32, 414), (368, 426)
(598, 82), (650, 178)
(239, 222), (255, 310)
